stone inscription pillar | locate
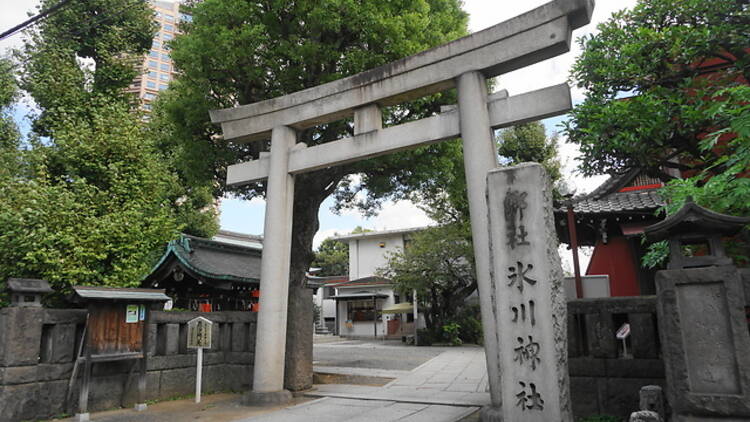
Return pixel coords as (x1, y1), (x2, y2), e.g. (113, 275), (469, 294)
(485, 163), (572, 422)
(456, 71), (502, 409)
(248, 125), (296, 403)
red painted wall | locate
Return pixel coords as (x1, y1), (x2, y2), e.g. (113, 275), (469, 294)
(586, 237), (640, 297)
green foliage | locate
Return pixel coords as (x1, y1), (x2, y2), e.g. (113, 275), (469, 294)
(0, 96), (180, 303)
(442, 322), (462, 346)
(312, 237), (349, 276)
(450, 304), (483, 345)
(564, 0), (750, 180)
(643, 86), (750, 268)
(498, 121), (562, 189)
(565, 0), (750, 268)
(0, 0), (191, 304)
(379, 223), (475, 332)
(19, 0), (156, 135)
(156, 0), (470, 286)
(417, 122), (563, 225)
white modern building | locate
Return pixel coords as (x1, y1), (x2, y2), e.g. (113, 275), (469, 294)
(313, 227), (426, 338)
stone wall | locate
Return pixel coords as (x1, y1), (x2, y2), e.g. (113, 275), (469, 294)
(0, 308), (256, 421)
(567, 297), (664, 420)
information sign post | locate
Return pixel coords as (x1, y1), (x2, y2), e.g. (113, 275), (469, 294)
(187, 316), (213, 403)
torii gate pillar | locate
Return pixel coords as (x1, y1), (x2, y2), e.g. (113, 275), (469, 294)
(243, 125), (296, 404)
(457, 71), (503, 404)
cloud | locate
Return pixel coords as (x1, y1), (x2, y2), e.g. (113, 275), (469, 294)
(0, 1), (41, 53)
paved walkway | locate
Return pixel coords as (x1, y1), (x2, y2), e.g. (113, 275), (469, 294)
(237, 346), (490, 422)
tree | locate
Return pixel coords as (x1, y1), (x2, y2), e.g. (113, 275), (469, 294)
(563, 0), (750, 266)
(414, 122), (563, 225)
(157, 0), (469, 390)
(311, 237), (349, 277)
(563, 0), (749, 181)
(498, 122), (562, 186)
(378, 223), (476, 337)
(0, 0), (188, 303)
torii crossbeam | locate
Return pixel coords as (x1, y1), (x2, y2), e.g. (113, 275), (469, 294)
(209, 0), (594, 418)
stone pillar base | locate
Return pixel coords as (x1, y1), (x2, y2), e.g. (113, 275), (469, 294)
(74, 413), (90, 422)
(480, 406), (503, 422)
(242, 390), (293, 406)
(134, 403), (148, 412)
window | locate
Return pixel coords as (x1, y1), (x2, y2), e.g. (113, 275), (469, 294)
(142, 103), (152, 110)
(346, 300), (380, 322)
(164, 14), (174, 22)
(148, 71), (157, 79)
(161, 53), (170, 61)
(152, 40), (160, 49)
(180, 13), (192, 23)
(143, 93), (156, 100)
(159, 73), (170, 81)
(158, 83), (168, 91)
(146, 81), (156, 89)
(149, 51), (158, 58)
(147, 60), (158, 69)
(162, 33), (173, 41)
(163, 24), (174, 32)
(160, 63), (170, 72)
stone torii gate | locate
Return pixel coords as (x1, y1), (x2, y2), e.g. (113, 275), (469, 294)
(209, 0), (594, 417)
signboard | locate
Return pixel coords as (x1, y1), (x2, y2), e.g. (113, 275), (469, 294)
(616, 323), (631, 340)
(125, 304), (139, 323)
(187, 316), (213, 349)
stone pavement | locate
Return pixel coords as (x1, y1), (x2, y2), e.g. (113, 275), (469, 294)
(235, 397), (477, 422)
(238, 346), (490, 421)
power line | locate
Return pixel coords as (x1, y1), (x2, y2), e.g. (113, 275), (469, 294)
(0, 0), (80, 42)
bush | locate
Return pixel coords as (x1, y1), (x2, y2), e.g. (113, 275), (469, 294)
(453, 304), (483, 345)
(442, 322), (463, 346)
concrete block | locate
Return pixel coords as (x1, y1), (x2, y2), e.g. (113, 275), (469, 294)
(603, 358), (664, 379)
(568, 358), (605, 377)
(38, 379), (71, 417)
(88, 374), (125, 411)
(50, 323), (77, 363)
(0, 383), (41, 421)
(0, 307), (44, 366)
(231, 322), (247, 352)
(570, 376), (600, 419)
(629, 313), (658, 359)
(121, 371), (160, 407)
(164, 323), (180, 355)
(0, 366), (38, 385)
(159, 367), (195, 399)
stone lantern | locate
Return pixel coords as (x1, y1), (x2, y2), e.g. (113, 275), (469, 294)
(5, 278), (53, 307)
(644, 197), (750, 269)
(644, 198), (750, 421)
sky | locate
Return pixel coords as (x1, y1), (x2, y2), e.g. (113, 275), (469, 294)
(1, 0), (639, 257)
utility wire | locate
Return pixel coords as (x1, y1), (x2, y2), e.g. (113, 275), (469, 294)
(0, 0), (80, 41)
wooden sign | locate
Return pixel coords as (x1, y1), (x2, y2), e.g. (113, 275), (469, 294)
(187, 316), (213, 349)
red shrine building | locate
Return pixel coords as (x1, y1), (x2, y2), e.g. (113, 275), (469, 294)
(555, 169), (666, 297)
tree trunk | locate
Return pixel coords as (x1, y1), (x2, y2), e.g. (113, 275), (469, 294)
(283, 170), (338, 391)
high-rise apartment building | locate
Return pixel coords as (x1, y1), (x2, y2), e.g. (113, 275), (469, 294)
(127, 1), (190, 112)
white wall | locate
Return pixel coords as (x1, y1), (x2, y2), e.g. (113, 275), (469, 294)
(348, 234), (405, 279)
